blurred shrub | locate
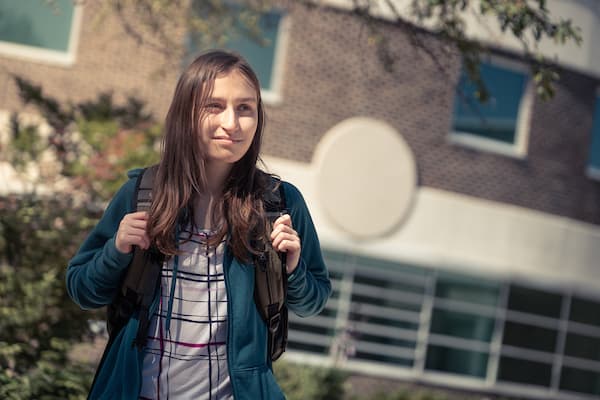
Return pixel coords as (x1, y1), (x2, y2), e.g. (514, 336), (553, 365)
(0, 194), (100, 399)
(348, 385), (515, 400)
(10, 76), (161, 202)
(359, 389), (449, 400)
(274, 360), (348, 400)
(0, 76), (161, 398)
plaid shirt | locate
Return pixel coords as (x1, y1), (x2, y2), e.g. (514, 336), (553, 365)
(139, 228), (232, 400)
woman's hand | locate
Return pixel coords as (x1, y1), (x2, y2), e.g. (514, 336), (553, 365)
(271, 214), (301, 274)
(115, 211), (150, 254)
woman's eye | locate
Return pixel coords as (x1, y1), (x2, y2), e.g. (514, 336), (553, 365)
(206, 103), (223, 112)
(238, 104), (253, 112)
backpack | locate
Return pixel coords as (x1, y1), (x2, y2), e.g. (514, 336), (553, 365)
(106, 165), (289, 361)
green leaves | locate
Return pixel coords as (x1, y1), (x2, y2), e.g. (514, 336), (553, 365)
(11, 76), (161, 203)
(7, 117), (43, 168)
(274, 361), (347, 400)
(0, 193), (100, 398)
(0, 78), (161, 397)
(392, 0), (582, 101)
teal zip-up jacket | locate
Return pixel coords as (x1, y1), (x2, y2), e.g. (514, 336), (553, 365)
(66, 169), (332, 399)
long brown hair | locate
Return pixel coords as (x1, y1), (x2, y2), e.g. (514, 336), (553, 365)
(147, 50), (270, 262)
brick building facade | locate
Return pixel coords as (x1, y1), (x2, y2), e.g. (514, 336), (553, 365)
(2, 2), (598, 223)
(2, 1), (600, 399)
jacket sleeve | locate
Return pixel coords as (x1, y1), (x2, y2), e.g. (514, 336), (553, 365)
(283, 182), (332, 317)
(65, 170), (142, 310)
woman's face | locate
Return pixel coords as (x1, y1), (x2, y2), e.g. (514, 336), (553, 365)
(198, 70), (259, 169)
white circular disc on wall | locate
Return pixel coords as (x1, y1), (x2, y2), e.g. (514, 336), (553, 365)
(314, 117), (417, 239)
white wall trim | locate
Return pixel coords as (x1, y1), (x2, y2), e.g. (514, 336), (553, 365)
(586, 88), (600, 180)
(586, 165), (600, 181)
(260, 13), (290, 105)
(0, 3), (83, 67)
(448, 56), (533, 159)
(262, 155), (600, 292)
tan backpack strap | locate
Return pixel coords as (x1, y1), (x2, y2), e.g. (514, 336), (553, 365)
(254, 176), (289, 360)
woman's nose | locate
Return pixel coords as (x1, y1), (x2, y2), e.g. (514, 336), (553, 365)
(221, 107), (238, 131)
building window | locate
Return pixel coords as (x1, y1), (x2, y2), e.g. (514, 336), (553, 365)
(284, 249), (600, 400)
(188, 4), (288, 104)
(497, 285), (561, 388)
(286, 250), (340, 357)
(347, 263), (425, 368)
(0, 0), (82, 66)
(498, 356), (553, 387)
(560, 295), (600, 396)
(426, 345), (489, 378)
(587, 94), (600, 180)
(560, 367), (600, 396)
(424, 273), (499, 378)
(450, 59), (533, 158)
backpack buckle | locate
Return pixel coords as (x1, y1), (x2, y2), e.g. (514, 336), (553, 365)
(268, 312), (281, 333)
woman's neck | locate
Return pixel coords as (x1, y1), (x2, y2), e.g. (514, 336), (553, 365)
(194, 161), (230, 229)
(193, 194), (221, 230)
(204, 161), (231, 195)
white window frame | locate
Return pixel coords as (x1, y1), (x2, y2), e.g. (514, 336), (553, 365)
(587, 166), (600, 181)
(0, 2), (83, 67)
(285, 248), (600, 400)
(586, 88), (600, 181)
(257, 13), (289, 105)
(448, 56), (533, 159)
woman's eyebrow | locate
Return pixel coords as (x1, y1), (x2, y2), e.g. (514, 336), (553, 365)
(208, 96), (257, 103)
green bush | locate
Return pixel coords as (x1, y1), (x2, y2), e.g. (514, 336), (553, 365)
(0, 76), (161, 398)
(274, 360), (348, 400)
(348, 384), (516, 400)
(0, 194), (100, 399)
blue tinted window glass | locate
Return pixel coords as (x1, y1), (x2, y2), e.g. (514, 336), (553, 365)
(224, 12), (281, 91)
(502, 321), (557, 353)
(507, 284), (562, 318)
(453, 62), (528, 144)
(425, 345), (488, 378)
(589, 96), (600, 170)
(498, 356), (552, 387)
(187, 7), (282, 92)
(560, 367), (600, 395)
(570, 295), (600, 327)
(564, 332), (600, 362)
(0, 0), (74, 52)
(430, 308), (495, 342)
(435, 273), (500, 307)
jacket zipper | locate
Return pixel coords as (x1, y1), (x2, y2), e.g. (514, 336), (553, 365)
(223, 246), (238, 399)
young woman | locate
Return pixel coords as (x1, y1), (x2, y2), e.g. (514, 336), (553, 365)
(66, 50), (331, 399)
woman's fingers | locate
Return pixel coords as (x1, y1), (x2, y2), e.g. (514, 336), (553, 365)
(272, 214), (292, 228)
(270, 214), (301, 274)
(270, 215), (295, 238)
(115, 211), (150, 254)
(271, 230), (298, 250)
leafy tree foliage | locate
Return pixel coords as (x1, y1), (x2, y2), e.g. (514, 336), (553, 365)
(92, 0), (581, 101)
(0, 194), (98, 399)
(0, 76), (161, 398)
(359, 0), (582, 100)
(11, 76), (161, 200)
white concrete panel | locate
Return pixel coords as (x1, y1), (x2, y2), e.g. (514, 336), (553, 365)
(263, 155), (600, 290)
(313, 117), (417, 239)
